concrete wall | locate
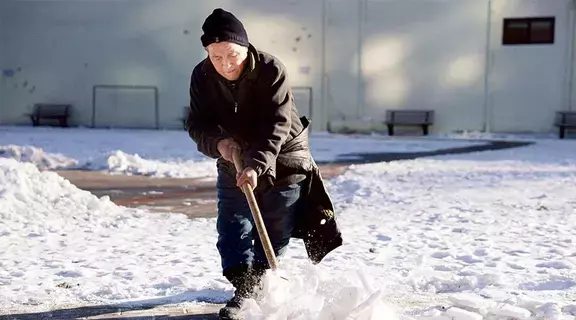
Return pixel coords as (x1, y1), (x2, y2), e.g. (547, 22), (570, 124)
(326, 0), (490, 133)
(0, 0), (573, 133)
(487, 0), (573, 133)
(571, 1), (576, 113)
(0, 0), (323, 130)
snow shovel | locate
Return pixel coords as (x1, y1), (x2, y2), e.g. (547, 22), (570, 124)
(232, 150), (279, 271)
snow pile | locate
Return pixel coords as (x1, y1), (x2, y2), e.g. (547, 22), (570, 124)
(80, 150), (218, 178)
(0, 158), (223, 310)
(240, 264), (400, 320)
(0, 145), (218, 178)
(440, 130), (559, 141)
(0, 145), (77, 169)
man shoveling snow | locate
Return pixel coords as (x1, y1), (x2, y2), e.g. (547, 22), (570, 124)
(185, 8), (343, 319)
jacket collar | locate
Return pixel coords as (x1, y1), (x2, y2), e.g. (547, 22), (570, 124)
(201, 43), (259, 82)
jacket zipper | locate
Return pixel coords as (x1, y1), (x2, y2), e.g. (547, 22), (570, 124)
(231, 83), (238, 114)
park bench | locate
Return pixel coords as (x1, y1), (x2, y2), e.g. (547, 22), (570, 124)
(554, 111), (576, 139)
(385, 109), (434, 136)
(28, 103), (71, 127)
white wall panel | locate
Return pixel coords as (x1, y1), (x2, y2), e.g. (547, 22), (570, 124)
(488, 0), (572, 132)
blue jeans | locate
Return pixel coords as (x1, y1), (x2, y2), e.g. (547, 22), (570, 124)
(216, 169), (303, 271)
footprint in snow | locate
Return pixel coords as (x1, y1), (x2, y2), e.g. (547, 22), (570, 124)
(547, 248), (567, 255)
(535, 261), (572, 269)
(505, 250), (531, 256)
(377, 234), (391, 241)
(456, 255), (483, 264)
(519, 278), (576, 290)
(473, 248), (489, 257)
(56, 270), (83, 278)
(433, 265), (455, 272)
(507, 262), (526, 270)
(9, 271), (24, 277)
(431, 251), (451, 259)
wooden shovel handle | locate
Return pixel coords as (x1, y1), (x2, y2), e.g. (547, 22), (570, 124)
(232, 150), (279, 270)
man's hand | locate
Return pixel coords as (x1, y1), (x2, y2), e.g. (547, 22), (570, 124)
(217, 138), (241, 163)
(236, 167), (257, 190)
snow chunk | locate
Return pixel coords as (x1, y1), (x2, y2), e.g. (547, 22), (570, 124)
(448, 293), (497, 315)
(535, 303), (562, 320)
(444, 307), (483, 320)
(0, 145), (77, 169)
(239, 263), (400, 320)
(489, 303), (531, 319)
(80, 150), (217, 178)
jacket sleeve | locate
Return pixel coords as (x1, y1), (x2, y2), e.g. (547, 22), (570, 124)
(243, 63), (292, 176)
(185, 69), (226, 159)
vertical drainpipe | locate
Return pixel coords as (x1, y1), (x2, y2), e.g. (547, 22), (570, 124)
(357, 0), (364, 120)
(321, 0), (329, 131)
(482, 0), (493, 133)
(566, 0), (576, 111)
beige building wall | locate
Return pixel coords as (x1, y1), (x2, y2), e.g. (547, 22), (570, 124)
(0, 0), (573, 134)
(0, 0), (322, 130)
(487, 0), (573, 133)
(325, 0), (489, 133)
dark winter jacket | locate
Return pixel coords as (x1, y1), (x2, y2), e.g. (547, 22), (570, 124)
(185, 44), (342, 263)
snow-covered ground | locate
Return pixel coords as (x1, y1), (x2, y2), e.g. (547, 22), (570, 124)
(1, 125), (576, 319)
(0, 125), (487, 179)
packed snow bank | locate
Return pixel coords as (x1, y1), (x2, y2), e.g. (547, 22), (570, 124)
(440, 130), (560, 141)
(0, 158), (223, 310)
(0, 145), (78, 169)
(0, 144), (218, 178)
(80, 150), (218, 178)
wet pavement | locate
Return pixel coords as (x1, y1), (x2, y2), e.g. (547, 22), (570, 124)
(55, 163), (349, 219)
(316, 139), (532, 164)
(0, 303), (221, 319)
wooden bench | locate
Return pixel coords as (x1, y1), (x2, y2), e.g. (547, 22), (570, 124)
(385, 109), (434, 136)
(554, 111), (576, 139)
(28, 103), (71, 127)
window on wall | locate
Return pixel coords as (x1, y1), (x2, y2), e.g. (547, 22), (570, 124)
(502, 17), (555, 45)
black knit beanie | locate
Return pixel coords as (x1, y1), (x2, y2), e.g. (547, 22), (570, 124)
(201, 8), (249, 48)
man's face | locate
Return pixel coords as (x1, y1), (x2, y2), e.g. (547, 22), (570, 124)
(206, 41), (248, 81)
